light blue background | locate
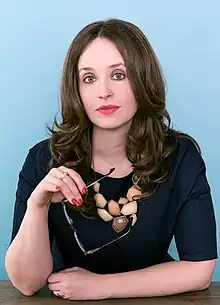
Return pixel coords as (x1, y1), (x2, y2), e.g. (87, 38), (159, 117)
(0, 1), (219, 280)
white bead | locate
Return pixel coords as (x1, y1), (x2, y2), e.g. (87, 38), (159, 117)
(94, 193), (107, 208)
(130, 213), (137, 226)
(97, 208), (113, 222)
(93, 182), (100, 193)
(118, 197), (129, 204)
(126, 186), (142, 201)
(121, 201), (137, 216)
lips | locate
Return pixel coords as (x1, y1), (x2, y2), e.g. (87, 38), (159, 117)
(96, 105), (120, 111)
(96, 105), (121, 115)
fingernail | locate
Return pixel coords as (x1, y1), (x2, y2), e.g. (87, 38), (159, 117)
(77, 198), (83, 206)
(55, 186), (61, 191)
(82, 187), (87, 195)
(71, 198), (77, 204)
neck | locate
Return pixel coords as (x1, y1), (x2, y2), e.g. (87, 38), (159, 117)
(92, 126), (127, 158)
(92, 125), (133, 177)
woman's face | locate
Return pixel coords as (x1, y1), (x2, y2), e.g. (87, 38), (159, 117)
(78, 37), (137, 130)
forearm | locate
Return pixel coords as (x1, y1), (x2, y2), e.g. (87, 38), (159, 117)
(5, 200), (53, 295)
(103, 260), (215, 298)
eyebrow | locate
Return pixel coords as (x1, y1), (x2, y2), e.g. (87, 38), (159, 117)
(78, 63), (125, 73)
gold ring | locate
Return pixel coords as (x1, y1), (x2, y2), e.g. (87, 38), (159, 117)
(60, 172), (68, 181)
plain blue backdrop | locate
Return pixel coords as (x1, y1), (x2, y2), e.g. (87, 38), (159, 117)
(0, 1), (219, 280)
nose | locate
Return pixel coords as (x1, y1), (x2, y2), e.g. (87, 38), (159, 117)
(97, 78), (113, 100)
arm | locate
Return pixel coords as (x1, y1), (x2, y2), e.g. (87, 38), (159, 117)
(103, 143), (217, 298)
(102, 259), (215, 298)
(5, 146), (53, 296)
(46, 259), (215, 300)
(5, 202), (53, 296)
(5, 141), (87, 296)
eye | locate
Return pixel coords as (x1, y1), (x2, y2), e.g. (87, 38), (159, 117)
(112, 72), (125, 80)
(83, 75), (96, 83)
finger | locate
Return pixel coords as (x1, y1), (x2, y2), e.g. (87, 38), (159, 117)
(49, 168), (84, 205)
(59, 173), (84, 206)
(48, 272), (63, 283)
(59, 166), (87, 195)
(61, 267), (74, 273)
(34, 179), (62, 195)
(68, 267), (83, 271)
(48, 282), (61, 291)
(49, 168), (66, 180)
(47, 174), (80, 206)
(60, 266), (82, 273)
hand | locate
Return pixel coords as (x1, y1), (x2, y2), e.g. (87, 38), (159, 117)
(28, 166), (87, 208)
(48, 267), (109, 300)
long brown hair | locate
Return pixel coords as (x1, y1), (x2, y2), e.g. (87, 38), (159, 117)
(49, 18), (199, 212)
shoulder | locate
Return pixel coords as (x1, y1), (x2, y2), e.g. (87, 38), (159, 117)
(169, 136), (207, 188)
(22, 138), (52, 181)
(28, 138), (51, 161)
(167, 136), (210, 203)
(172, 136), (204, 171)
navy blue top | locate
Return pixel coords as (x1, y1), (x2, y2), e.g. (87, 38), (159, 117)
(10, 137), (217, 274)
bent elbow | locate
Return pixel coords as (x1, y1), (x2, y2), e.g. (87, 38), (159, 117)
(10, 281), (38, 296)
(197, 259), (216, 290)
(10, 278), (44, 297)
(198, 280), (211, 291)
(19, 288), (36, 297)
(190, 259), (216, 292)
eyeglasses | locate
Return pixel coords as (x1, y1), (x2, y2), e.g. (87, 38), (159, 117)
(62, 202), (131, 255)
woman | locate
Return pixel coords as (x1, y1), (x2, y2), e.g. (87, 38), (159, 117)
(5, 18), (217, 300)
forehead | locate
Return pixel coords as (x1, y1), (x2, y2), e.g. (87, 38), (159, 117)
(78, 37), (125, 70)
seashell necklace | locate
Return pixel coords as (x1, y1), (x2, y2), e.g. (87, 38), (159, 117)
(93, 174), (142, 233)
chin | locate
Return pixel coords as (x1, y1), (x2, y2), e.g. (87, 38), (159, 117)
(93, 120), (132, 131)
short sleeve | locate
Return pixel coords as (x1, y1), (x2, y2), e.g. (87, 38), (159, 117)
(10, 141), (53, 244)
(174, 161), (217, 261)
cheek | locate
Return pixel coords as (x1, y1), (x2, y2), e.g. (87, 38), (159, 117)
(79, 85), (95, 110)
(114, 81), (135, 99)
(119, 86), (137, 109)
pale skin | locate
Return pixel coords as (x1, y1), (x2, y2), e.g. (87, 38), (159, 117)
(5, 37), (216, 299)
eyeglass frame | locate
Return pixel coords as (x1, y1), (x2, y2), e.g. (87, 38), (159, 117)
(62, 202), (132, 255)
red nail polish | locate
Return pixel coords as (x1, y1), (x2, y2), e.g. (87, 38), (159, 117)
(55, 186), (61, 191)
(71, 198), (77, 204)
(77, 199), (83, 206)
(82, 187), (87, 195)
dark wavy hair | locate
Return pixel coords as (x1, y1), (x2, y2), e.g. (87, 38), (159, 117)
(49, 18), (199, 213)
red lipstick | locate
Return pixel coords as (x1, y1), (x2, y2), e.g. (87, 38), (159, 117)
(96, 105), (121, 115)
